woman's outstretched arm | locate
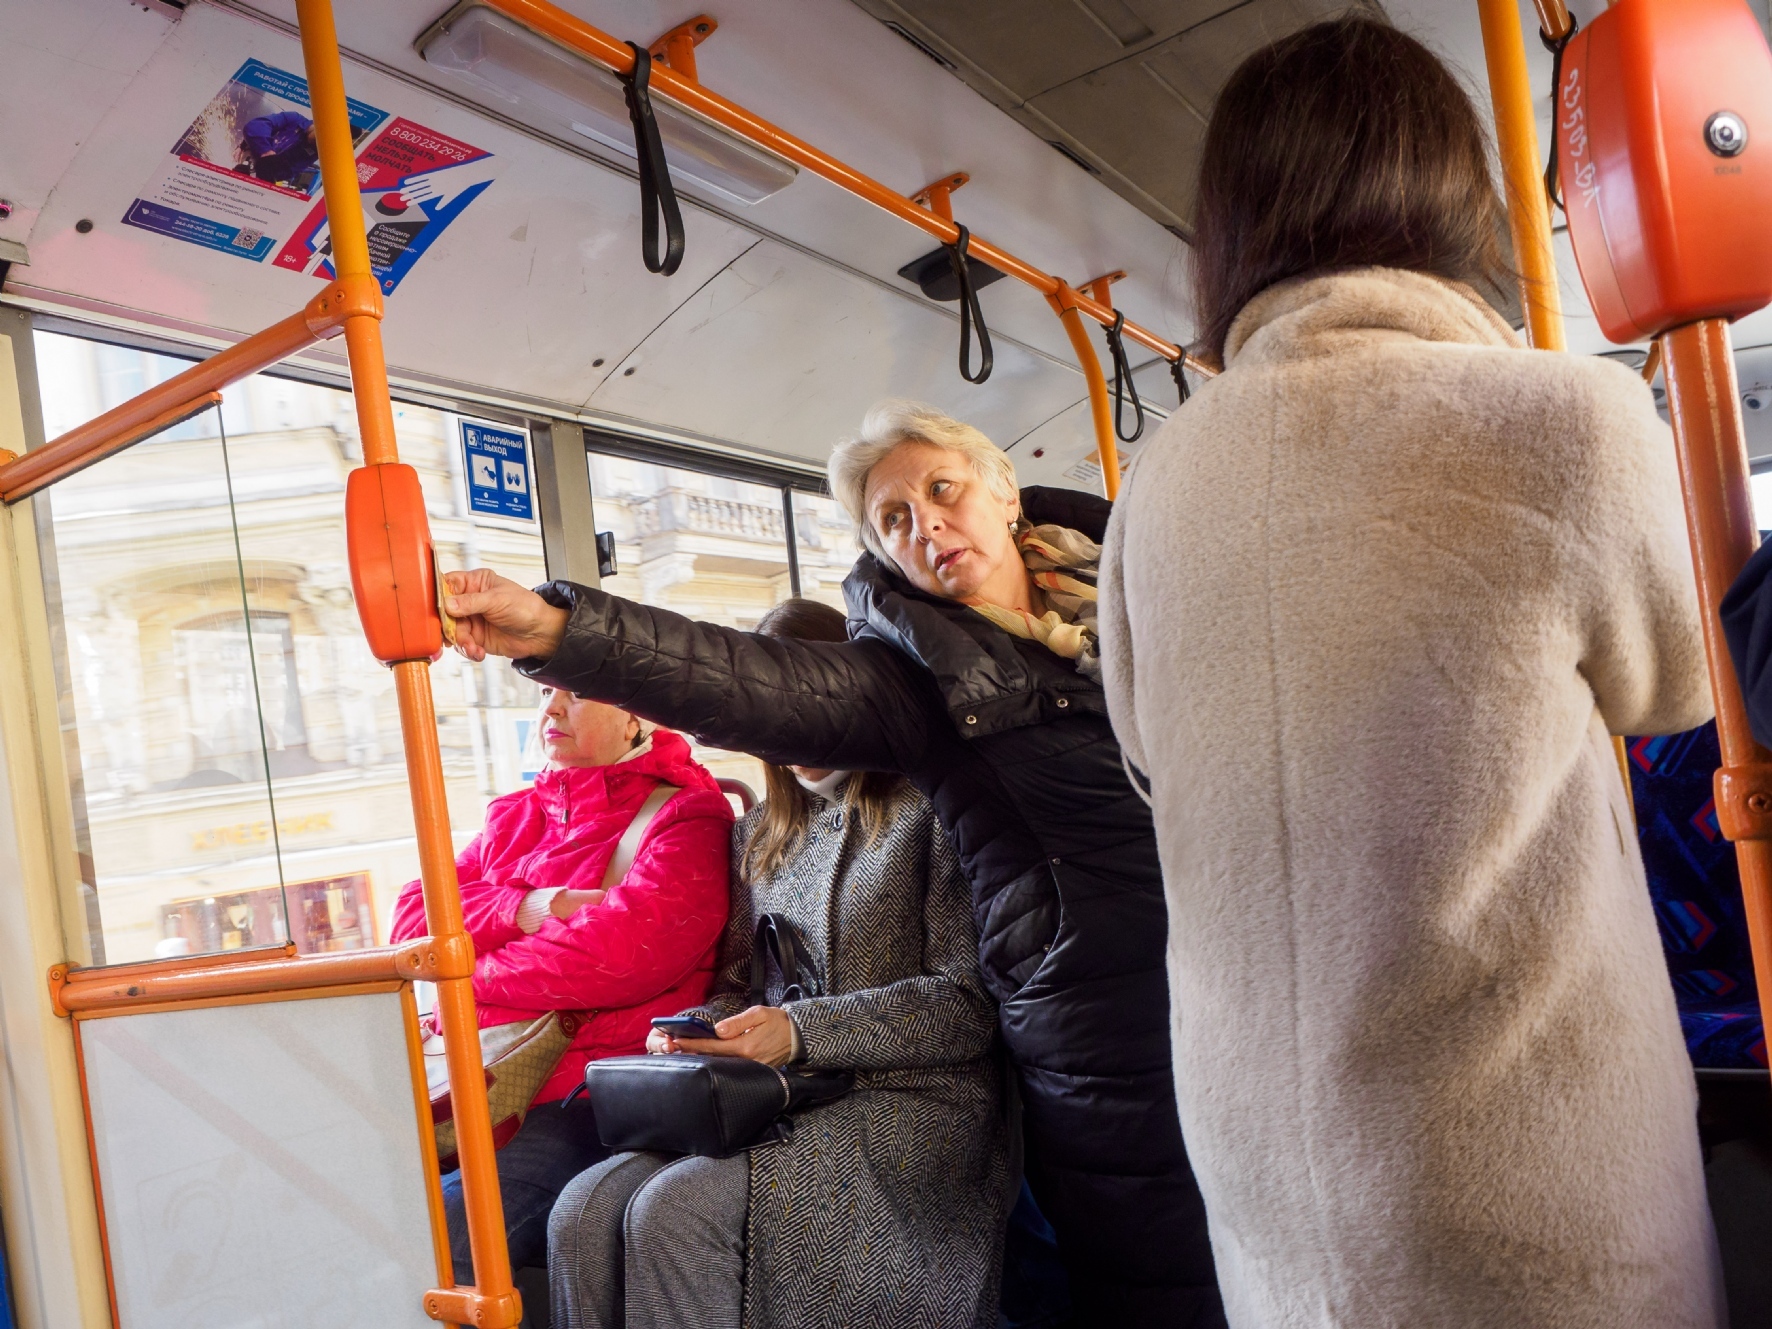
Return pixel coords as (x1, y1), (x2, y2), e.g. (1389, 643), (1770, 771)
(444, 570), (937, 773)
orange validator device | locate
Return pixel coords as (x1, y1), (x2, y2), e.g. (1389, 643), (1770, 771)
(1556, 0), (1772, 344)
(345, 461), (446, 664)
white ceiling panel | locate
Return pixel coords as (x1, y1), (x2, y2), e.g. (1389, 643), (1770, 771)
(13, 3), (766, 406)
(0, 0), (176, 259)
(585, 240), (1093, 462)
(4, 0), (1205, 469)
(255, 0), (1198, 353)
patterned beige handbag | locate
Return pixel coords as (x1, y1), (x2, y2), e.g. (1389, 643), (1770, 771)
(425, 1011), (582, 1172)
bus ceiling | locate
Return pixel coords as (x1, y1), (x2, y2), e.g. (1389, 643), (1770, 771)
(4, 0), (1772, 486)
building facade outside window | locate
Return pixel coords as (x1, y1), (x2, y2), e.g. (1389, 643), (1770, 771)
(36, 333), (864, 968)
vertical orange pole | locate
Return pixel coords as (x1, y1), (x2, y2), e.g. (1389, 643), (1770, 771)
(1050, 286), (1121, 500)
(1477, 0), (1634, 803)
(1478, 0), (1566, 350)
(293, 2), (518, 1325)
(1661, 319), (1772, 1054)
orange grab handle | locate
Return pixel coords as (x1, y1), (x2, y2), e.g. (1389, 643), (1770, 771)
(345, 464), (446, 665)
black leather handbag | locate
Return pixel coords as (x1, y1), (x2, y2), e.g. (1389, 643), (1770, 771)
(579, 913), (851, 1157)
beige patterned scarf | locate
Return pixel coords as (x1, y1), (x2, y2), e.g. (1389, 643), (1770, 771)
(964, 524), (1102, 677)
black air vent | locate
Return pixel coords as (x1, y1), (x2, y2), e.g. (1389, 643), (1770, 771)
(884, 21), (956, 70)
(1046, 140), (1102, 176)
(897, 245), (1007, 302)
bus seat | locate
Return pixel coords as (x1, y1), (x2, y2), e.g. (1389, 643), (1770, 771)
(1628, 722), (1767, 1070)
(718, 778), (757, 814)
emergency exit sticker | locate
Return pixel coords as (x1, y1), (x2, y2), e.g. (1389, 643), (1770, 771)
(461, 422), (533, 521)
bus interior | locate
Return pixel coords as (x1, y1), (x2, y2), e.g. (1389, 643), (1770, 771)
(0, 0), (1770, 1325)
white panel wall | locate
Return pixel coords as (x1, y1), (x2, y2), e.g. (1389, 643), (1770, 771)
(80, 991), (439, 1329)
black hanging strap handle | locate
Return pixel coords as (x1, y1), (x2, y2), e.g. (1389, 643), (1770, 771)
(946, 224), (994, 384)
(1540, 17), (1580, 214)
(1170, 355), (1190, 406)
(621, 42), (685, 276)
(1102, 311), (1146, 443)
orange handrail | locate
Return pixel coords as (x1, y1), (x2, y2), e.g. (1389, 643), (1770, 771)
(295, 2), (517, 1326)
(1477, 0), (1635, 804)
(1049, 283), (1121, 499)
(1478, 0), (1566, 352)
(0, 277), (379, 502)
(50, 938), (468, 1016)
(1661, 318), (1772, 1082)
(484, 0), (1207, 377)
(2, 391), (220, 501)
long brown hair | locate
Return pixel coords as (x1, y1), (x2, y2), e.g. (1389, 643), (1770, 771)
(1190, 17), (1509, 366)
(741, 598), (905, 882)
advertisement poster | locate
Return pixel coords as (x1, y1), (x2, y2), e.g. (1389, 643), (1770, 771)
(125, 59), (496, 293)
(273, 119), (497, 294)
(123, 58), (386, 262)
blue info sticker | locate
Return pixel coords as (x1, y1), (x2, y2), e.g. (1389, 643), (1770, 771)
(461, 422), (533, 520)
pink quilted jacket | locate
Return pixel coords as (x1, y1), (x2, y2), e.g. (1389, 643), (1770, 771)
(391, 728), (733, 1105)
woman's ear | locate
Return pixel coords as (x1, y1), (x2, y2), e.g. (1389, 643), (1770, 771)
(625, 713), (643, 745)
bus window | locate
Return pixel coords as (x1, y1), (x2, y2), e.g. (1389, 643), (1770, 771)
(33, 332), (545, 966)
(789, 489), (861, 613)
(1751, 471), (1772, 531)
(589, 450), (821, 794)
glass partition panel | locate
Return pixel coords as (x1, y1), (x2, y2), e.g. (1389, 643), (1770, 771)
(587, 452), (798, 796)
(35, 334), (546, 964)
(35, 342), (284, 967)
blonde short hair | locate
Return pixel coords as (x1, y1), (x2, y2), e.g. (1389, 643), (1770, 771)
(828, 399), (1020, 568)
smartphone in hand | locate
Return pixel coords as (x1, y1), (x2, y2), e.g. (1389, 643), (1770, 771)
(650, 1015), (719, 1041)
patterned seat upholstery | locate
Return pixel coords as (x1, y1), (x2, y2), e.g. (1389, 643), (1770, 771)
(1629, 723), (1767, 1069)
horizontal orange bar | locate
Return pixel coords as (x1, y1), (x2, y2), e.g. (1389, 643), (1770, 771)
(2, 391), (222, 502)
(486, 0), (1208, 375)
(0, 276), (383, 506)
(54, 937), (457, 1015)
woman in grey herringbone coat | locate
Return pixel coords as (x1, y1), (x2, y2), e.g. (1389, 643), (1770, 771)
(548, 599), (1009, 1329)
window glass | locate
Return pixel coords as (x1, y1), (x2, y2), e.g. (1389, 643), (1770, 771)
(790, 489), (862, 612)
(35, 332), (545, 966)
(587, 453), (800, 797)
(1752, 471), (1772, 530)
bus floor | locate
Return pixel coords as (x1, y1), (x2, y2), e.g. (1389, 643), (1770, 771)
(1700, 1071), (1772, 1328)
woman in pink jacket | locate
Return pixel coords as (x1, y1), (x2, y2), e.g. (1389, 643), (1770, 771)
(391, 685), (733, 1284)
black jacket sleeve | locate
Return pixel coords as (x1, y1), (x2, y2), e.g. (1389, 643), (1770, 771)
(1723, 539), (1772, 747)
(515, 582), (938, 772)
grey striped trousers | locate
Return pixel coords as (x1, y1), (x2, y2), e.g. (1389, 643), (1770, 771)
(547, 1151), (748, 1329)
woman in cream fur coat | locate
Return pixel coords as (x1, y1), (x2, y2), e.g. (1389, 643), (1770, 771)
(1100, 19), (1723, 1328)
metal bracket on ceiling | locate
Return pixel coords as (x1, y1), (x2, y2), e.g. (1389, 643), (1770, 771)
(911, 171), (970, 222)
(649, 14), (718, 82)
(1082, 269), (1126, 310)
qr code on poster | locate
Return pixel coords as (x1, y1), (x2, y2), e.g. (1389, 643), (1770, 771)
(233, 228), (263, 249)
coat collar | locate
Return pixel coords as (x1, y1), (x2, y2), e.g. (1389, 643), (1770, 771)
(1223, 267), (1520, 371)
(530, 726), (715, 821)
(842, 486), (1108, 736)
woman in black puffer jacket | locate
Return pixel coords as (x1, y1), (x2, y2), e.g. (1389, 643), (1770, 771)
(445, 401), (1223, 1328)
